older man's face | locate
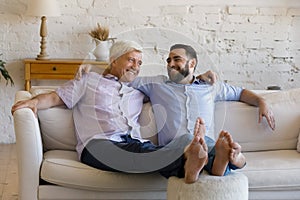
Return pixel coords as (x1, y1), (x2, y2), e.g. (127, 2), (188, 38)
(110, 50), (143, 82)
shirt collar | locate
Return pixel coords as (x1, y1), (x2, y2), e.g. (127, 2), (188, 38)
(104, 74), (119, 81)
(193, 76), (207, 85)
(103, 74), (131, 86)
(166, 76), (205, 85)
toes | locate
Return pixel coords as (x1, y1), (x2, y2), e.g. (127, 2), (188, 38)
(199, 137), (204, 144)
(218, 130), (227, 139)
(224, 132), (233, 144)
(198, 138), (208, 152)
(190, 135), (201, 145)
(219, 131), (233, 144)
(199, 117), (205, 125)
(193, 118), (200, 136)
(194, 117), (206, 137)
(230, 142), (241, 150)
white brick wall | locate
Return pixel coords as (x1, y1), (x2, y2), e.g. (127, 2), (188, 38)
(0, 0), (300, 143)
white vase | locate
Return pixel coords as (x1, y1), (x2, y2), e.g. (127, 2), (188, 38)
(93, 40), (110, 61)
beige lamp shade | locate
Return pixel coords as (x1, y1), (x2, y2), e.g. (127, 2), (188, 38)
(26, 0), (61, 60)
(26, 0), (61, 17)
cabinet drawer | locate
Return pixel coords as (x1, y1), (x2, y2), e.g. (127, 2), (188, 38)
(24, 58), (108, 91)
(31, 64), (79, 74)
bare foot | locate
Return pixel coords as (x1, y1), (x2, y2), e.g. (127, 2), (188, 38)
(229, 142), (246, 169)
(211, 131), (232, 176)
(184, 118), (208, 184)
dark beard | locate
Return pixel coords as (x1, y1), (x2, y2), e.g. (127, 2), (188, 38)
(179, 63), (190, 77)
(169, 62), (190, 83)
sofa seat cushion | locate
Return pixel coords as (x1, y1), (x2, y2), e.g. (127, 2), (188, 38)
(41, 150), (167, 192)
(239, 150), (300, 190)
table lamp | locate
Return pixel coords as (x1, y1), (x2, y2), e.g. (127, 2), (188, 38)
(26, 0), (61, 60)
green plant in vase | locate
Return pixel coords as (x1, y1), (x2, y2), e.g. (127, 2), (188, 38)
(0, 54), (14, 86)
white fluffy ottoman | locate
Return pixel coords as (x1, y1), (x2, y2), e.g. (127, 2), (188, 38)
(167, 171), (248, 200)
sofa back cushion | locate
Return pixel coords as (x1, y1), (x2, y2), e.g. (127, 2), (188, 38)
(38, 102), (158, 151)
(36, 87), (300, 152)
(38, 107), (77, 151)
(214, 88), (300, 152)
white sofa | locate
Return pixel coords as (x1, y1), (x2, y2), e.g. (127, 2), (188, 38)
(13, 87), (300, 200)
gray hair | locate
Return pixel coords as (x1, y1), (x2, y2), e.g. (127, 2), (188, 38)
(109, 40), (143, 64)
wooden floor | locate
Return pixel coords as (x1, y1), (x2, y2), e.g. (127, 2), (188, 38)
(0, 144), (18, 200)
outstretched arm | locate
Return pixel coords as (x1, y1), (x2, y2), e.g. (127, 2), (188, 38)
(11, 91), (64, 116)
(239, 89), (275, 130)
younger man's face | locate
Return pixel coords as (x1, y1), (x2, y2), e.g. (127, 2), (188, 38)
(166, 48), (192, 83)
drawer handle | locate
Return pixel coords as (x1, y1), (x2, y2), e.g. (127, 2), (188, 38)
(52, 66), (57, 71)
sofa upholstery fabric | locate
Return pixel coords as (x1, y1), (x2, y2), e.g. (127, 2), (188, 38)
(13, 88), (300, 200)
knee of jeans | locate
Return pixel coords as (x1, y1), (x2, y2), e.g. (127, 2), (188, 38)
(205, 136), (215, 144)
(174, 133), (193, 142)
(223, 166), (231, 176)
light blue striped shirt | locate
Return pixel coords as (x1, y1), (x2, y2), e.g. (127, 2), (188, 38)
(131, 75), (243, 145)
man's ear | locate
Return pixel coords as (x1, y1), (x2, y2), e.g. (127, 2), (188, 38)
(110, 58), (119, 71)
(189, 58), (197, 69)
(104, 59), (115, 76)
(110, 58), (116, 66)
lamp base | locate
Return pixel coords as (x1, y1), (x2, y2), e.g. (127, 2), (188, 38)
(36, 16), (50, 60)
(36, 54), (50, 60)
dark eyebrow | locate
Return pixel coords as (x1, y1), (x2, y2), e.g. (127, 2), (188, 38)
(167, 55), (183, 61)
(173, 55), (183, 59)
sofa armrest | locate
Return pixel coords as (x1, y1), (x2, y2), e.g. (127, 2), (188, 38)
(13, 91), (43, 200)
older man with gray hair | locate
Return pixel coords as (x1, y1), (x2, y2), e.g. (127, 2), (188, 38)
(12, 40), (212, 184)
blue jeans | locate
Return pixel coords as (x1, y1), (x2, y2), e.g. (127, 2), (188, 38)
(81, 134), (192, 178)
(81, 134), (238, 178)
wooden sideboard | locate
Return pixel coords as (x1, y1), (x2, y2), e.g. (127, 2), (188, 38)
(24, 59), (108, 91)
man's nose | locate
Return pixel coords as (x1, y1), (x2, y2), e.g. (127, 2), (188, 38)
(169, 61), (179, 70)
(132, 62), (140, 70)
(168, 60), (175, 68)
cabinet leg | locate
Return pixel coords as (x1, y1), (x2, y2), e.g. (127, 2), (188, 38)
(25, 80), (30, 91)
